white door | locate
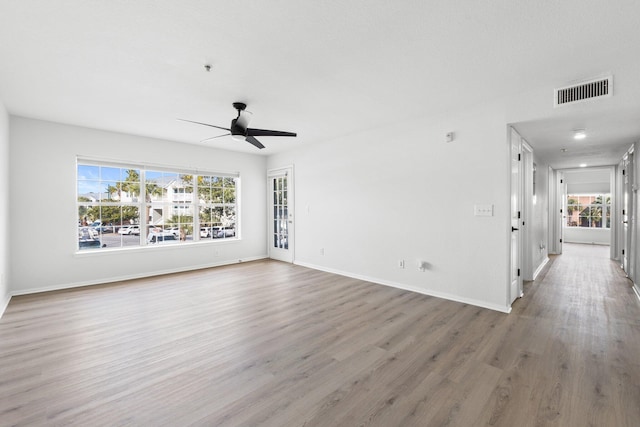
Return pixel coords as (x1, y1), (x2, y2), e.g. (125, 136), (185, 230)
(268, 167), (294, 263)
(559, 172), (566, 255)
(522, 142), (533, 280)
(510, 128), (522, 303)
(622, 154), (631, 275)
(629, 152), (636, 282)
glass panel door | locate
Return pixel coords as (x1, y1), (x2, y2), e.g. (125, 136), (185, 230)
(269, 167), (293, 262)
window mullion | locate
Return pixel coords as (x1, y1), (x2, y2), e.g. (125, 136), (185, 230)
(194, 176), (200, 241)
(140, 169), (148, 245)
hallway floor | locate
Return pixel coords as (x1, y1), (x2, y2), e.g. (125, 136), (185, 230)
(510, 242), (640, 425)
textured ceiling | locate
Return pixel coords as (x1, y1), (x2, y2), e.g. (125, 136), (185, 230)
(1, 0), (639, 165)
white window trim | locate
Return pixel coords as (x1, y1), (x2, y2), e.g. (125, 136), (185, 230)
(566, 193), (611, 229)
(76, 157), (240, 252)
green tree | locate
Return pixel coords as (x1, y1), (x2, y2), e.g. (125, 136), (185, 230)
(567, 198), (578, 216)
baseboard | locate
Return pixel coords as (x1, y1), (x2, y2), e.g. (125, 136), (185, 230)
(563, 241), (610, 246)
(294, 261), (511, 314)
(532, 257), (550, 281)
(0, 292), (10, 319)
(633, 283), (640, 303)
(8, 257), (515, 315)
(10, 255), (268, 297)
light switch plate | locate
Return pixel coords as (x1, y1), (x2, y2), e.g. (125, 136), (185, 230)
(474, 204), (493, 216)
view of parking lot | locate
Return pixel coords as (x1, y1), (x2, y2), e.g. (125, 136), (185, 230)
(77, 163), (238, 250)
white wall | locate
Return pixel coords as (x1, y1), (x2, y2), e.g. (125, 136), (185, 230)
(268, 102), (511, 312)
(564, 168), (611, 194)
(563, 228), (610, 245)
(9, 117), (268, 294)
(0, 100), (9, 316)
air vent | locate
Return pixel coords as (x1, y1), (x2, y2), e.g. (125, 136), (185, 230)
(554, 75), (612, 107)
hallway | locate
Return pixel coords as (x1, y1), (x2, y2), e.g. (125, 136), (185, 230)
(506, 242), (640, 425)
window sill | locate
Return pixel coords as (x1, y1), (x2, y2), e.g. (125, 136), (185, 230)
(74, 238), (240, 257)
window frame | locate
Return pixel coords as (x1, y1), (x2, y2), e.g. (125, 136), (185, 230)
(565, 193), (611, 229)
(76, 158), (240, 252)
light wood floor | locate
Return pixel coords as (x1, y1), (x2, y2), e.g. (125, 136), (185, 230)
(1, 244), (639, 426)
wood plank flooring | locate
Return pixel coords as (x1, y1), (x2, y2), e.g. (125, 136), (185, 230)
(1, 243), (639, 426)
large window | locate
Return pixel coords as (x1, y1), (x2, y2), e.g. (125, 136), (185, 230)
(566, 194), (611, 228)
(77, 160), (238, 251)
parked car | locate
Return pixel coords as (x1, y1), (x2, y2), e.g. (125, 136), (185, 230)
(147, 225), (162, 233)
(167, 226), (181, 237)
(94, 225), (114, 233)
(200, 227), (211, 238)
(147, 231), (178, 244)
(118, 225), (140, 235)
(78, 239), (106, 249)
(212, 226), (235, 238)
(78, 226), (99, 240)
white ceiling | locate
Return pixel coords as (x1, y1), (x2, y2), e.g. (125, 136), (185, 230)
(1, 1), (639, 166)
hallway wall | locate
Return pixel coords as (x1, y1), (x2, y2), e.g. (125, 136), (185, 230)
(0, 99), (9, 317)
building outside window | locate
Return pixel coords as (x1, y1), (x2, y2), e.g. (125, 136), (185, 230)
(566, 194), (611, 228)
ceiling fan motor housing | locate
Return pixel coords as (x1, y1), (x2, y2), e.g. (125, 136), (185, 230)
(230, 119), (245, 136)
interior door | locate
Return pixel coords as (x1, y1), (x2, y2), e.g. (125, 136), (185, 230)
(510, 128), (522, 303)
(629, 152), (636, 282)
(268, 167), (294, 263)
(559, 172), (566, 255)
(622, 154), (631, 275)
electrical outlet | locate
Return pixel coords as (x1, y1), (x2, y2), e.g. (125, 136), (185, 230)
(398, 259), (405, 269)
(320, 248), (325, 255)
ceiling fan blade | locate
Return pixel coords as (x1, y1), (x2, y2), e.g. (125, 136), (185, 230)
(200, 133), (231, 143)
(178, 118), (230, 132)
(246, 135), (265, 149)
(246, 128), (297, 137)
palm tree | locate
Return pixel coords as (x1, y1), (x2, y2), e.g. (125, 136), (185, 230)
(567, 197), (579, 226)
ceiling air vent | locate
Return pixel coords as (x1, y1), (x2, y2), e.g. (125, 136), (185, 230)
(554, 75), (612, 107)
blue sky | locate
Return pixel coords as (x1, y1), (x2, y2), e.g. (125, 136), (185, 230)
(77, 165), (233, 196)
(77, 165), (138, 195)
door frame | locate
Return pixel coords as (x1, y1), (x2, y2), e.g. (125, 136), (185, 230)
(547, 167), (564, 255)
(267, 165), (294, 263)
(558, 171), (566, 255)
(522, 141), (534, 280)
(620, 150), (634, 279)
(509, 127), (523, 305)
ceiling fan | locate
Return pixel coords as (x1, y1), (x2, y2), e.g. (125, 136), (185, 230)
(179, 102), (297, 149)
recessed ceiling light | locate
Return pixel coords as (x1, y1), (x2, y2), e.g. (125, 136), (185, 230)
(579, 163), (587, 167)
(573, 129), (587, 140)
